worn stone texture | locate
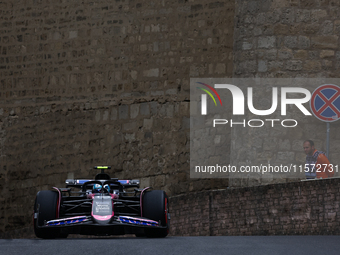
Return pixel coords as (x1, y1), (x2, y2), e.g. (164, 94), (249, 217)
(232, 0), (340, 187)
(234, 0), (340, 78)
(0, 0), (234, 235)
(2, 0), (340, 238)
(170, 178), (340, 236)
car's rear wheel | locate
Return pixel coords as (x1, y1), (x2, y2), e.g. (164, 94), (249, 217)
(142, 190), (169, 238)
(34, 190), (66, 239)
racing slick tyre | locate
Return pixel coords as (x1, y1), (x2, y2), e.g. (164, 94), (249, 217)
(34, 190), (66, 239)
(142, 190), (169, 238)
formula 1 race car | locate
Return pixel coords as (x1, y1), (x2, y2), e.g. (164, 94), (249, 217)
(33, 166), (170, 238)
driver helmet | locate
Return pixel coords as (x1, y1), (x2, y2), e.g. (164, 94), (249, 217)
(103, 184), (110, 193)
(93, 184), (102, 193)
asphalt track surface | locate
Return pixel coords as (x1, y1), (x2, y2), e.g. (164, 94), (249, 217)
(1, 236), (340, 255)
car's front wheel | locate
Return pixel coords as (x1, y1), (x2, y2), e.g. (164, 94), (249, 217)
(34, 190), (65, 239)
(142, 190), (169, 238)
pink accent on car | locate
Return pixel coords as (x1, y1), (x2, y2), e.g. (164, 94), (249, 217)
(92, 214), (112, 221)
(52, 187), (61, 218)
(87, 194), (95, 199)
(111, 194), (118, 199)
(140, 187), (150, 217)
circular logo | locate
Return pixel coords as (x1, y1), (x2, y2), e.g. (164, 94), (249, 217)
(310, 84), (340, 122)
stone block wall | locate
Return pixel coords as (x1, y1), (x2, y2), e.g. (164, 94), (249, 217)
(230, 0), (340, 187)
(0, 0), (234, 235)
(170, 178), (340, 236)
(2, 0), (340, 237)
(234, 0), (340, 78)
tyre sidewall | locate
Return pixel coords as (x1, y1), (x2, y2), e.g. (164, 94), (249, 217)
(34, 190), (59, 238)
(142, 190), (169, 237)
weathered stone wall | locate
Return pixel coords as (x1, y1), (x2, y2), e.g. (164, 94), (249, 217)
(234, 0), (340, 78)
(0, 0), (234, 235)
(2, 0), (340, 237)
(170, 178), (340, 236)
(230, 0), (340, 187)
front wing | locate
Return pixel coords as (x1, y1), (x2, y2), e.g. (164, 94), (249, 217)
(35, 215), (166, 236)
